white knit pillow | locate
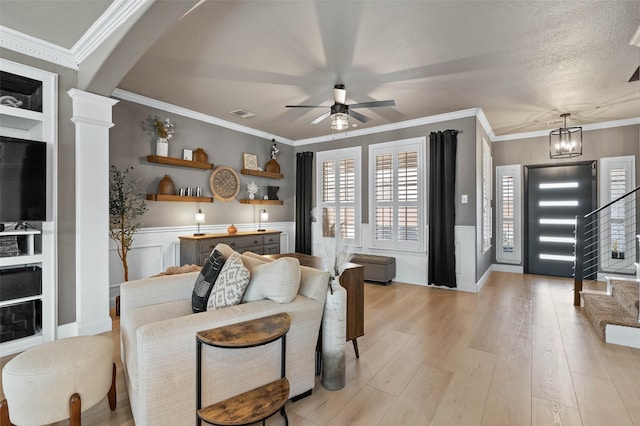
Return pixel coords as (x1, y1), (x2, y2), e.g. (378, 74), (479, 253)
(206, 252), (250, 310)
(242, 257), (300, 303)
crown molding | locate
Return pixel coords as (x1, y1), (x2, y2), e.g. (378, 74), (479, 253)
(0, 25), (77, 69)
(294, 108), (480, 146)
(111, 88), (295, 145)
(0, 0), (145, 70)
(72, 0), (147, 64)
(630, 25), (640, 47)
(475, 108), (496, 141)
(492, 116), (640, 142)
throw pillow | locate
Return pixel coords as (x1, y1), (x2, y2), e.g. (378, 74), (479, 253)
(207, 252), (251, 310)
(242, 257), (300, 303)
(191, 249), (226, 313)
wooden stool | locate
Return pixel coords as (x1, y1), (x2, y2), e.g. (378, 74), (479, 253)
(196, 313), (291, 426)
(1, 336), (116, 426)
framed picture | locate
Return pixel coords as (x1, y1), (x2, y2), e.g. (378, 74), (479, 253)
(183, 149), (193, 161)
(242, 152), (258, 170)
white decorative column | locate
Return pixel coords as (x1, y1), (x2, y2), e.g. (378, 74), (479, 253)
(68, 89), (118, 335)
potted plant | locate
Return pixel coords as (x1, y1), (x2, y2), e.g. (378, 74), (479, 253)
(109, 165), (148, 283)
(142, 115), (175, 156)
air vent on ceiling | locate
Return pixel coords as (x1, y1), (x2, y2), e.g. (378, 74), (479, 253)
(230, 109), (255, 119)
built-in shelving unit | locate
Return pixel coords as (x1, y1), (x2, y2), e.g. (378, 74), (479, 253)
(240, 168), (283, 179)
(146, 194), (214, 203)
(0, 59), (57, 356)
(239, 199), (284, 205)
(146, 155), (214, 170)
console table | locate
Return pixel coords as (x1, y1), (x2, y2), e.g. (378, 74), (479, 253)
(266, 253), (364, 358)
(179, 231), (281, 266)
(196, 313), (290, 426)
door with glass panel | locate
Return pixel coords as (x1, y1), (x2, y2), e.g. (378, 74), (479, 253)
(526, 162), (596, 277)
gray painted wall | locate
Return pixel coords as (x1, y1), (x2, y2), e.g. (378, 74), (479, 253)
(110, 100), (295, 228)
(293, 116), (478, 227)
(0, 49), (78, 325)
(491, 124), (640, 266)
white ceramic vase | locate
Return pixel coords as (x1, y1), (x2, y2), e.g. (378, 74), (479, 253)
(321, 276), (347, 390)
(156, 138), (169, 157)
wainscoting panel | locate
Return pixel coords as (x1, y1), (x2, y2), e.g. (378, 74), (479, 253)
(108, 222), (295, 307)
(455, 226), (477, 292)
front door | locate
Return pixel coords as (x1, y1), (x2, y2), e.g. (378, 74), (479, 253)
(526, 162), (596, 277)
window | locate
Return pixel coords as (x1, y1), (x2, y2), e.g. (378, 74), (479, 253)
(496, 164), (521, 264)
(482, 137), (492, 253)
(316, 147), (361, 245)
(599, 156), (635, 272)
(369, 137), (425, 251)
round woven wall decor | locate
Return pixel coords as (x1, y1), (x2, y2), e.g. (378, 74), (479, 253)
(209, 166), (240, 202)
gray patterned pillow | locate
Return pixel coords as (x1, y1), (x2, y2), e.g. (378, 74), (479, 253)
(206, 252), (250, 310)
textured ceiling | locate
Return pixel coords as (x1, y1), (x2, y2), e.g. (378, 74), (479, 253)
(1, 1), (639, 141)
(0, 0), (111, 49)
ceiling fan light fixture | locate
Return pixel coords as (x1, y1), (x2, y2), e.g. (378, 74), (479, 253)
(549, 113), (582, 159)
(330, 112), (349, 131)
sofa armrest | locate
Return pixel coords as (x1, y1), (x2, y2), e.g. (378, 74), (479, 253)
(120, 272), (198, 315)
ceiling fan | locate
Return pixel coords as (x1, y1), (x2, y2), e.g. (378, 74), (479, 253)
(286, 84), (396, 129)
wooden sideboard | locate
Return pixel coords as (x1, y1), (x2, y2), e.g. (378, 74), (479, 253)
(179, 231), (281, 266)
(266, 253), (364, 358)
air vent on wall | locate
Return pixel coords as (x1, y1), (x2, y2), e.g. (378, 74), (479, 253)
(230, 109), (255, 119)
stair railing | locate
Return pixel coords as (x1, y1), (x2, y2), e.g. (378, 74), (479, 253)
(574, 186), (640, 306)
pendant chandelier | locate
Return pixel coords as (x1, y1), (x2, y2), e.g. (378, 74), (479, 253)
(549, 113), (582, 159)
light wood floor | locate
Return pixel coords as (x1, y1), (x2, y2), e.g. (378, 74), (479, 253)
(3, 272), (640, 425)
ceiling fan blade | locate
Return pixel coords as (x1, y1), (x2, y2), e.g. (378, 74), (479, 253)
(310, 111), (331, 124)
(630, 66), (639, 82)
(349, 100), (396, 109)
(348, 109), (371, 123)
(285, 105), (329, 108)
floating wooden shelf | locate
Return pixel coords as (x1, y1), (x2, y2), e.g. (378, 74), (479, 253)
(240, 169), (283, 179)
(147, 155), (214, 170)
(239, 199), (283, 205)
(146, 194), (214, 202)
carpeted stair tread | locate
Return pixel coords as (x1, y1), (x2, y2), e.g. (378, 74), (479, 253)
(611, 280), (639, 319)
(582, 292), (640, 341)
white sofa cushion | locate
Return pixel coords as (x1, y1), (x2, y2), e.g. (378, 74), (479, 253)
(207, 252), (250, 310)
(242, 257), (301, 303)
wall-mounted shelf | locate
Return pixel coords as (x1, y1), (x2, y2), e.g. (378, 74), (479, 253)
(240, 169), (283, 179)
(239, 199), (283, 205)
(147, 155), (214, 170)
(146, 194), (214, 203)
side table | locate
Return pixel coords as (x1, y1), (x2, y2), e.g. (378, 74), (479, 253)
(196, 313), (291, 426)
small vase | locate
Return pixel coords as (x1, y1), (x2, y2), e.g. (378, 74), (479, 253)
(193, 148), (208, 163)
(321, 276), (347, 390)
(158, 175), (176, 195)
(249, 193), (255, 200)
(227, 224), (237, 234)
(156, 138), (169, 157)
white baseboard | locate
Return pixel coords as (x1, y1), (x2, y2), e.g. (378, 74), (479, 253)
(57, 322), (80, 339)
(605, 324), (640, 349)
(77, 317), (112, 336)
(492, 264), (524, 273)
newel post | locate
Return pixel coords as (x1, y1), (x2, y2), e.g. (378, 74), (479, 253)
(574, 215), (585, 306)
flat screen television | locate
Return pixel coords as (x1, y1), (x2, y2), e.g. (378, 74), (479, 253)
(0, 136), (47, 222)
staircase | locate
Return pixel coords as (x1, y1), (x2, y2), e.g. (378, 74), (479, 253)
(574, 186), (640, 349)
(582, 279), (640, 347)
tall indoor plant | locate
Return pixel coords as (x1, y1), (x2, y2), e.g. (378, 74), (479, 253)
(109, 165), (147, 282)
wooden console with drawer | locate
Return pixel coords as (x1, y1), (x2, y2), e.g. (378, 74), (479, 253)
(179, 231), (281, 266)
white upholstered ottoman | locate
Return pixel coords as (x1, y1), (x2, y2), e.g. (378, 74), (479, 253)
(1, 335), (116, 426)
